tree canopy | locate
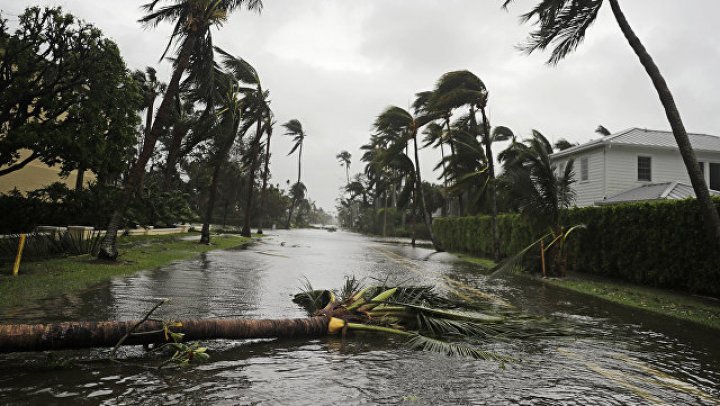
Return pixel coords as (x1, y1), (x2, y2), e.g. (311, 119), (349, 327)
(0, 7), (142, 178)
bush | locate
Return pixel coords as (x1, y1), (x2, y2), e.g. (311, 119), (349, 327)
(435, 198), (720, 296)
(0, 182), (197, 234)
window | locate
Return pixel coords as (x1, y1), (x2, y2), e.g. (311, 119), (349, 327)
(710, 163), (720, 191)
(580, 157), (589, 181)
(699, 161), (705, 175)
(638, 156), (652, 181)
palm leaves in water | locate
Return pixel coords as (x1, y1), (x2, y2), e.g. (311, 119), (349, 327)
(293, 278), (571, 362)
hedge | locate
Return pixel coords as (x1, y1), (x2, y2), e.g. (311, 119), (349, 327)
(434, 198), (720, 296)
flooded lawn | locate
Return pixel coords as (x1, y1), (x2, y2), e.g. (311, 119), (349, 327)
(1, 229), (718, 405)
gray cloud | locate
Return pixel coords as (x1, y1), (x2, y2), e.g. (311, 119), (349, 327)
(3, 0), (719, 212)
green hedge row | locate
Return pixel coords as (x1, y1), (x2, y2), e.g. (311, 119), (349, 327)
(434, 198), (720, 296)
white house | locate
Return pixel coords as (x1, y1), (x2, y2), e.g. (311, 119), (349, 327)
(550, 128), (720, 207)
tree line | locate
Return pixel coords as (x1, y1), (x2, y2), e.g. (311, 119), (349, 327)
(0, 2), (326, 257)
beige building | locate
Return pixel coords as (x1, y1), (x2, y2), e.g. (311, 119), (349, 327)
(0, 149), (93, 194)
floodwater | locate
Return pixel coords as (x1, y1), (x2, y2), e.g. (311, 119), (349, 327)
(0, 229), (719, 405)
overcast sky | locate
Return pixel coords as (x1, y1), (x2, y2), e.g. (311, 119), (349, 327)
(4, 0), (720, 212)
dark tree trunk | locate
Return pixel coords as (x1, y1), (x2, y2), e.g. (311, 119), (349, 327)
(200, 156), (223, 244)
(257, 128), (272, 233)
(0, 317), (329, 353)
(412, 131), (443, 252)
(479, 107), (500, 262)
(98, 34), (196, 260)
(609, 0), (720, 247)
(444, 117), (463, 215)
(286, 198), (296, 229)
(242, 119), (264, 237)
(74, 165), (85, 191)
(163, 122), (190, 188)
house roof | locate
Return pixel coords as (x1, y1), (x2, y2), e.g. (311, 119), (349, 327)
(550, 128), (720, 159)
(596, 182), (720, 205)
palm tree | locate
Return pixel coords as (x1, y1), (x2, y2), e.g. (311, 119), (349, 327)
(374, 106), (443, 252)
(286, 181), (307, 228)
(98, 0), (264, 259)
(283, 119), (307, 229)
(199, 74), (249, 244)
(431, 70), (510, 261)
(212, 48), (271, 238)
(498, 130), (577, 276)
(257, 115), (275, 234)
(336, 151), (352, 184)
(502, 0), (720, 247)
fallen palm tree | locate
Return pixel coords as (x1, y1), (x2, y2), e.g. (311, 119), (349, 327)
(0, 278), (567, 362)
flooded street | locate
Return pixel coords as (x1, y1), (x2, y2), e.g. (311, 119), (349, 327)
(1, 229), (719, 405)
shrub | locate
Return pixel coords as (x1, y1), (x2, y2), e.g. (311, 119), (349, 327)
(435, 198), (720, 296)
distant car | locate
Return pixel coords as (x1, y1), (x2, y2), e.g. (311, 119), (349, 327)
(326, 226), (337, 232)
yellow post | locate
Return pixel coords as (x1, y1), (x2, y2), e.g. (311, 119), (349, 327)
(12, 233), (27, 276)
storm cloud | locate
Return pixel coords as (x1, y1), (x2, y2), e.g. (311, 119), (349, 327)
(3, 0), (719, 212)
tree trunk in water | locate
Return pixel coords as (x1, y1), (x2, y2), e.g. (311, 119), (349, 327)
(98, 36), (196, 260)
(0, 317), (329, 353)
(242, 120), (264, 238)
(201, 156), (224, 244)
(609, 0), (720, 248)
(412, 133), (443, 252)
(479, 108), (500, 262)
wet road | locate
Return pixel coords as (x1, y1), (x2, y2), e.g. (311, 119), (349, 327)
(0, 229), (719, 405)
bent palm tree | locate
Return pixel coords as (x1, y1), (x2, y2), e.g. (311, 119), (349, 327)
(336, 150), (352, 184)
(502, 0), (720, 247)
(283, 119), (307, 228)
(99, 0), (264, 259)
(375, 106), (443, 252)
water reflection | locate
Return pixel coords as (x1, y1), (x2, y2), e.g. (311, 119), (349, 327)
(0, 229), (718, 405)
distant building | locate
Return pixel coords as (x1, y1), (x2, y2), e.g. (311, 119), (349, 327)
(0, 149), (92, 194)
(550, 128), (720, 207)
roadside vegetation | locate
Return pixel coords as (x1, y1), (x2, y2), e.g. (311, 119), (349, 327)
(0, 233), (251, 309)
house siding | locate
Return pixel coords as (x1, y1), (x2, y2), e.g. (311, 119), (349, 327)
(605, 146), (720, 198)
(555, 148), (605, 207)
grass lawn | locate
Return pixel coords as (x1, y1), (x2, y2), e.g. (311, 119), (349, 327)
(453, 253), (720, 330)
(0, 233), (252, 310)
(544, 277), (720, 331)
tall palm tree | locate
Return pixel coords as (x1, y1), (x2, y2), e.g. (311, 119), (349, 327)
(99, 0), (263, 259)
(283, 119), (307, 229)
(336, 151), (352, 184)
(199, 74), (249, 244)
(502, 0), (720, 247)
(257, 115), (275, 233)
(431, 70), (510, 261)
(374, 106), (443, 252)
(213, 47), (271, 238)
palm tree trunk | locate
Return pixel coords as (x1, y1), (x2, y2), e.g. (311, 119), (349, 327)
(98, 35), (196, 260)
(609, 0), (720, 247)
(257, 130), (272, 233)
(383, 190), (388, 237)
(163, 122), (189, 188)
(200, 156), (223, 244)
(479, 108), (500, 262)
(444, 117), (464, 215)
(242, 120), (264, 237)
(412, 132), (443, 252)
(0, 317), (329, 353)
(144, 95), (155, 142)
(286, 198), (296, 229)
